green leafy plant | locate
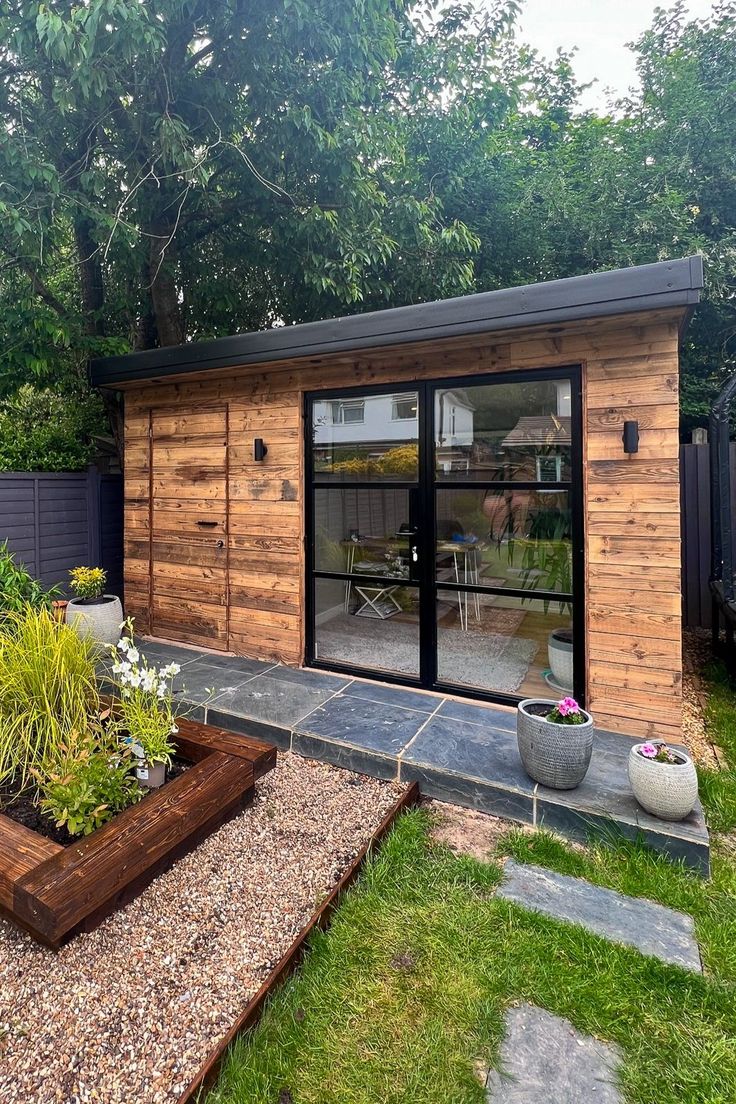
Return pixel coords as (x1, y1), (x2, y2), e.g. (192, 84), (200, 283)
(0, 540), (60, 615)
(0, 386), (105, 473)
(69, 565), (106, 600)
(108, 621), (180, 766)
(0, 607), (100, 786)
(37, 730), (142, 837)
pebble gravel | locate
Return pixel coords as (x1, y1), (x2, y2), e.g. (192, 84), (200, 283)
(0, 753), (404, 1104)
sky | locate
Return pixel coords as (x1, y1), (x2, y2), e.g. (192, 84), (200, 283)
(505, 0), (717, 110)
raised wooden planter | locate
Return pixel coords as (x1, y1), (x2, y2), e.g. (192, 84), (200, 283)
(0, 717), (276, 948)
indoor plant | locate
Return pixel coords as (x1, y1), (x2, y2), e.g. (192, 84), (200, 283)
(517, 696), (594, 789)
(628, 740), (699, 821)
(65, 566), (123, 646)
(109, 628), (180, 789)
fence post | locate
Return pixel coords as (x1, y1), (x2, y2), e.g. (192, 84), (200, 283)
(86, 465), (101, 568)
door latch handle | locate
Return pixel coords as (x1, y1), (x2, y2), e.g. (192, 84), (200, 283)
(411, 545), (419, 563)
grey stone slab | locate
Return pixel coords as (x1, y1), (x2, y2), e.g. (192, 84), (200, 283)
(205, 707), (292, 750)
(173, 661), (255, 706)
(498, 861), (702, 972)
(486, 1004), (623, 1103)
(340, 680), (441, 714)
(437, 698), (517, 734)
(292, 732), (399, 781)
(267, 665), (352, 692)
(402, 715), (535, 795)
(295, 695), (427, 755)
(208, 673), (336, 728)
(183, 652), (276, 678)
(133, 639), (203, 667)
(399, 762), (534, 824)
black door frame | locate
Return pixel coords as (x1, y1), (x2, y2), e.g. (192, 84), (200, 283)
(305, 365), (585, 707)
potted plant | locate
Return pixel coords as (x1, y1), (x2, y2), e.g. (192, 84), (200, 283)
(628, 740), (699, 821)
(65, 566), (123, 646)
(109, 629), (181, 789)
(517, 696), (594, 789)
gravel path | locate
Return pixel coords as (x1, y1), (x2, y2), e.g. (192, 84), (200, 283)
(0, 754), (404, 1104)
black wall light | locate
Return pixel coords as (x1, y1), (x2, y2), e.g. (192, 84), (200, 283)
(622, 420), (639, 454)
(254, 438), (268, 461)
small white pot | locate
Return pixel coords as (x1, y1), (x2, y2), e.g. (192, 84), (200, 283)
(66, 594), (123, 646)
(547, 629), (574, 692)
(628, 744), (698, 821)
(135, 760), (167, 789)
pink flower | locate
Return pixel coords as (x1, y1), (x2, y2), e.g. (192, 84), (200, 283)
(557, 697), (580, 717)
(640, 743), (658, 758)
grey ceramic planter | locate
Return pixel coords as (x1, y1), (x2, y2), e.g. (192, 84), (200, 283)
(517, 698), (594, 790)
(66, 594), (123, 646)
(628, 744), (698, 821)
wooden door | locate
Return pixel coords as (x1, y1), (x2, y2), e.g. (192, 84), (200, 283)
(149, 406), (229, 649)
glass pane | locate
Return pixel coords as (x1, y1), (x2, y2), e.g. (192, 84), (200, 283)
(314, 578), (420, 676)
(312, 390), (419, 481)
(435, 488), (572, 594)
(436, 590), (574, 696)
(314, 488), (413, 580)
(434, 378), (572, 481)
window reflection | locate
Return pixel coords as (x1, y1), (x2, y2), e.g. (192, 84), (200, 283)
(435, 379), (572, 481)
(312, 391), (419, 480)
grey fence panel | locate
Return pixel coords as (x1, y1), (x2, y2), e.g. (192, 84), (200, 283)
(0, 468), (123, 598)
(680, 442), (736, 629)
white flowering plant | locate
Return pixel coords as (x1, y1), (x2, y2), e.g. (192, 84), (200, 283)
(108, 619), (181, 766)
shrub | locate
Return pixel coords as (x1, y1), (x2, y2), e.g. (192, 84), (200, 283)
(38, 730), (142, 836)
(69, 565), (106, 600)
(0, 541), (60, 615)
(0, 384), (105, 473)
(109, 627), (180, 766)
(0, 607), (100, 785)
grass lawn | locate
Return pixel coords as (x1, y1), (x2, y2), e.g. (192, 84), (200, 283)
(208, 658), (736, 1104)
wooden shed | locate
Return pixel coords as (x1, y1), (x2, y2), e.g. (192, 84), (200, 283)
(90, 256), (703, 743)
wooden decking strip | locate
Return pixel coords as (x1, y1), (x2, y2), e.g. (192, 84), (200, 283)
(177, 781), (421, 1104)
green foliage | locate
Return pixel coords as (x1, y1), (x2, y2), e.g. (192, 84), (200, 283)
(108, 624), (179, 765)
(0, 386), (105, 472)
(697, 658), (736, 832)
(69, 565), (106, 600)
(0, 606), (100, 786)
(0, 1), (733, 429)
(38, 729), (142, 837)
(0, 540), (59, 614)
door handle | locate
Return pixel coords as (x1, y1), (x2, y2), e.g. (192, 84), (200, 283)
(197, 520), (218, 528)
(410, 544), (419, 563)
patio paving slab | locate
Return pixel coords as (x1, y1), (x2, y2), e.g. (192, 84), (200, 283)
(498, 861), (702, 972)
(209, 674), (340, 732)
(136, 639), (710, 872)
(295, 695), (430, 756)
(486, 1004), (623, 1103)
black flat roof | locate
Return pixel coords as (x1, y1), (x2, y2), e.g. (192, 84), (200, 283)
(89, 255), (703, 387)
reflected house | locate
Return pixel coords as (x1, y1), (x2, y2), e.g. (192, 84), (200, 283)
(312, 390), (474, 472)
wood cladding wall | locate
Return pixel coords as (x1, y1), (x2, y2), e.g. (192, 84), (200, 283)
(122, 307), (684, 740)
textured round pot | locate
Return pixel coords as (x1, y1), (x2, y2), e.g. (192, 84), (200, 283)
(65, 594), (123, 646)
(135, 760), (166, 790)
(547, 628), (574, 691)
(628, 744), (698, 821)
(517, 698), (594, 789)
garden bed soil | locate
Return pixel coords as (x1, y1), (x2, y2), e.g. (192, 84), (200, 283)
(0, 759), (190, 847)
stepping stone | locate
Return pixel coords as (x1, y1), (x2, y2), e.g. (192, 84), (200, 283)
(497, 861), (702, 972)
(486, 1004), (623, 1103)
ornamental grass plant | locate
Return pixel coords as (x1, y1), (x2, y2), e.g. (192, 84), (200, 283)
(0, 606), (100, 786)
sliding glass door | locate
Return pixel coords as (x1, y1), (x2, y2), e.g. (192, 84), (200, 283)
(306, 368), (583, 705)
